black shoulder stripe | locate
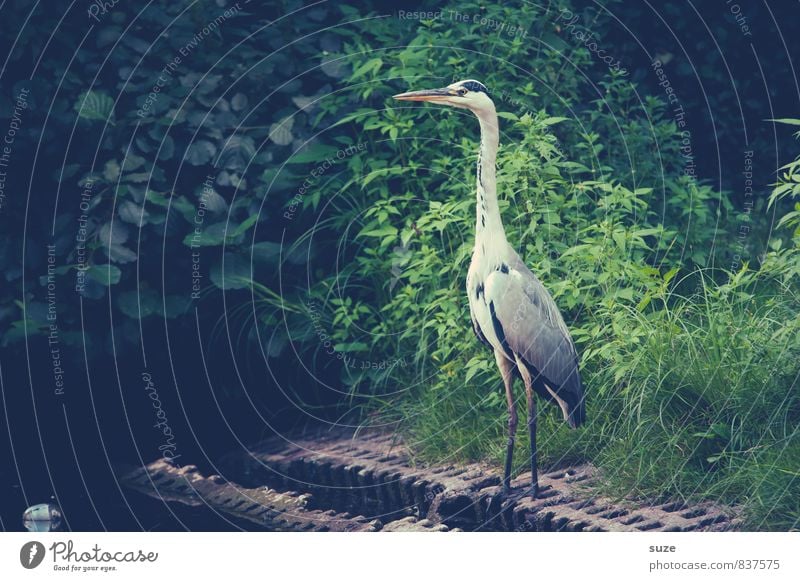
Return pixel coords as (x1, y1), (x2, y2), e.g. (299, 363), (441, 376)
(488, 300), (515, 360)
(472, 318), (492, 349)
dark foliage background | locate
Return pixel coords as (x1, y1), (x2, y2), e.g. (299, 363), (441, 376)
(0, 0), (798, 530)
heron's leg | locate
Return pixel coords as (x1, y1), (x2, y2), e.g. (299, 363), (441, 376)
(494, 351), (517, 495)
(526, 385), (538, 497)
(514, 355), (538, 497)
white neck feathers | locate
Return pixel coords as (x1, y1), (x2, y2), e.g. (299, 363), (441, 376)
(474, 105), (506, 258)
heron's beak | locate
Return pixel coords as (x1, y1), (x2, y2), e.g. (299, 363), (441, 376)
(393, 87), (454, 102)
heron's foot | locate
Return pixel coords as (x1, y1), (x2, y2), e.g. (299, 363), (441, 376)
(529, 483), (539, 498)
(502, 482), (512, 496)
(500, 486), (525, 514)
(502, 483), (533, 499)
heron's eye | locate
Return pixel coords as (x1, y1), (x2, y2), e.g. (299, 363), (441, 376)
(457, 88), (468, 96)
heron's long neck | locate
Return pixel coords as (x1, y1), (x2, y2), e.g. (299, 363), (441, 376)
(475, 107), (506, 251)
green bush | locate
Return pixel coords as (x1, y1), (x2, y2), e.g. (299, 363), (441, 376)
(296, 0), (726, 396)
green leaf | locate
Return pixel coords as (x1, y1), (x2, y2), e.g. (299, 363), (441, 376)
(269, 117), (295, 146)
(122, 154), (146, 173)
(186, 140), (217, 165)
(334, 342), (368, 352)
(105, 243), (138, 264)
(663, 266), (680, 283)
(351, 58), (382, 79)
(87, 264), (121, 285)
(465, 363), (482, 383)
(358, 225), (397, 239)
(118, 289), (160, 318)
(541, 116), (569, 126)
(496, 112), (519, 122)
(232, 213), (259, 237)
(286, 145), (342, 165)
(123, 172), (152, 183)
(103, 159), (121, 181)
(162, 295), (190, 318)
(251, 241), (282, 264)
(210, 254), (251, 290)
(183, 215), (257, 248)
(614, 287), (634, 301)
(768, 118), (800, 126)
(75, 91), (115, 123)
(183, 222), (236, 247)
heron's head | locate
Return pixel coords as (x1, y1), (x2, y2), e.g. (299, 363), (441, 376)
(393, 79), (494, 115)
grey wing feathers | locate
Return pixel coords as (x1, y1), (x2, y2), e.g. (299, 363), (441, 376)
(506, 253), (574, 340)
(488, 253), (585, 426)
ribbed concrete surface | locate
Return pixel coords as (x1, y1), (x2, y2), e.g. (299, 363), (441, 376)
(121, 429), (738, 532)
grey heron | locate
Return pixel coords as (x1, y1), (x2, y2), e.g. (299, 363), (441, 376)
(394, 79), (586, 497)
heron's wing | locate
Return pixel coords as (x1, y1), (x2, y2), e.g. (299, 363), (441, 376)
(484, 258), (585, 426)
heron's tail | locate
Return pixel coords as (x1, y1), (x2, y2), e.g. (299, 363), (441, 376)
(564, 374), (586, 429)
(566, 394), (586, 428)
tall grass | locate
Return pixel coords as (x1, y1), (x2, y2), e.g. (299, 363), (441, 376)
(380, 269), (800, 530)
(594, 271), (799, 529)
